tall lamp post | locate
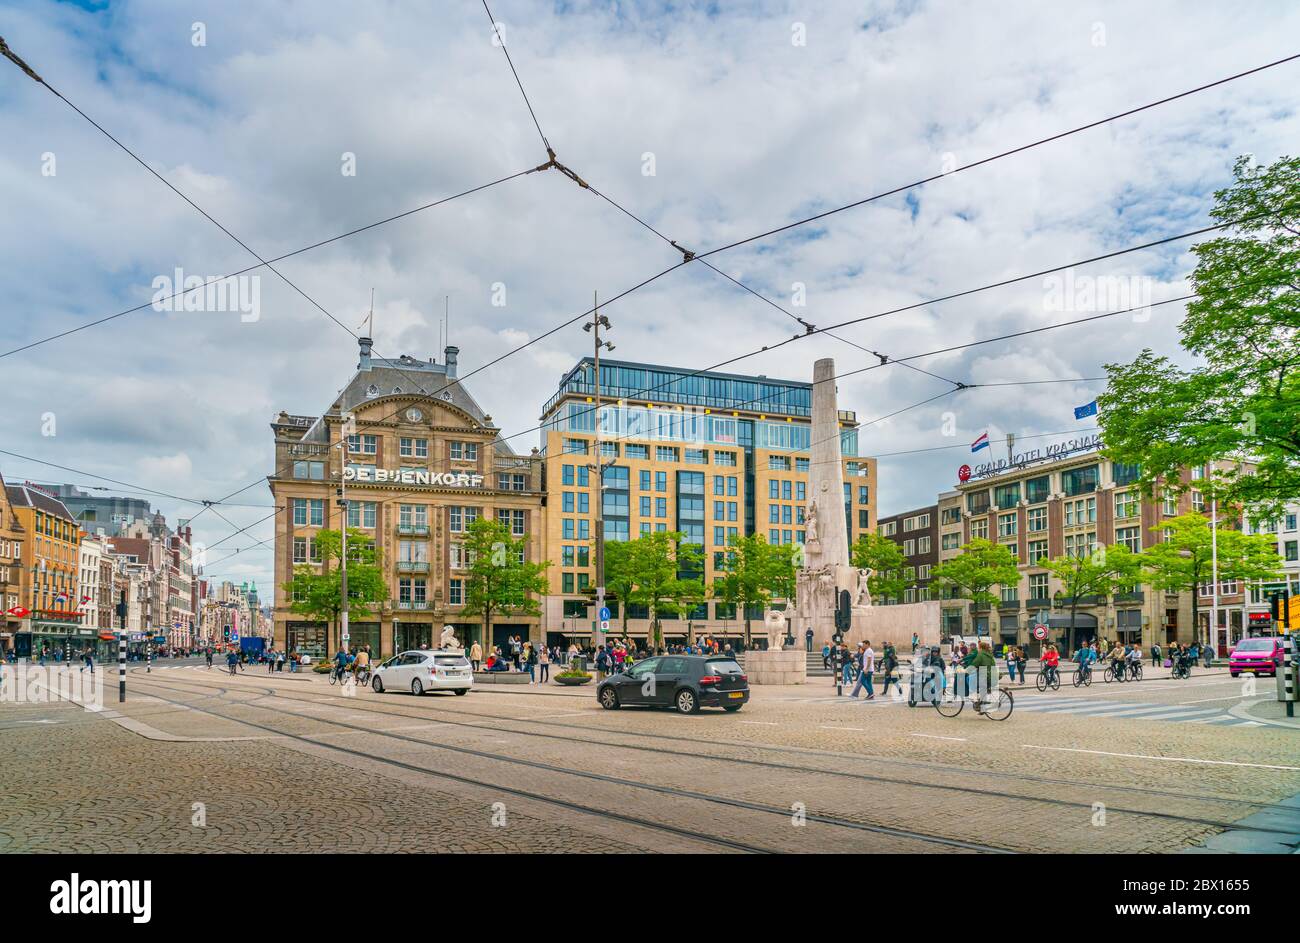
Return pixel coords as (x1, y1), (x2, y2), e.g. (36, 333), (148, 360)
(584, 294), (614, 651)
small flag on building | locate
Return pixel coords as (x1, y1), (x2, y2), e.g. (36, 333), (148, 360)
(1074, 399), (1098, 419)
(971, 432), (990, 453)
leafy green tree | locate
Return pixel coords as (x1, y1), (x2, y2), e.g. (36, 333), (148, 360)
(1044, 542), (1143, 647)
(1098, 155), (1300, 514)
(459, 517), (550, 650)
(1141, 512), (1282, 647)
(282, 528), (388, 653)
(626, 531), (704, 649)
(712, 533), (797, 645)
(929, 538), (1021, 611)
(850, 531), (913, 602)
(601, 539), (638, 637)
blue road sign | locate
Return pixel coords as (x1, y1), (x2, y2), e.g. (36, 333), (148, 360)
(599, 606), (611, 621)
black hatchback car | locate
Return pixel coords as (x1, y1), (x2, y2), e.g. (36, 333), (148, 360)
(597, 654), (750, 714)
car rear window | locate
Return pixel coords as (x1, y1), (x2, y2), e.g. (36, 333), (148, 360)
(435, 655), (470, 666)
(705, 659), (743, 674)
(1234, 639), (1275, 652)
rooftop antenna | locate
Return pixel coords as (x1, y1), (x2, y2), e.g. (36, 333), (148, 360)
(445, 295), (450, 349)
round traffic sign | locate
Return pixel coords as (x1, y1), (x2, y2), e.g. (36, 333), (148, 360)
(598, 606), (611, 622)
(1032, 623), (1049, 640)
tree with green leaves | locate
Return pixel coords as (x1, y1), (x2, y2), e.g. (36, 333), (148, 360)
(1098, 154), (1300, 515)
(929, 538), (1021, 614)
(712, 533), (797, 645)
(282, 528), (388, 653)
(601, 538), (638, 637)
(625, 531), (705, 649)
(458, 516), (550, 651)
(1141, 512), (1282, 647)
(1044, 542), (1143, 648)
(850, 531), (913, 602)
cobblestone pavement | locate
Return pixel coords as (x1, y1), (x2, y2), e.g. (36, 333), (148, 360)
(3, 663), (1297, 853)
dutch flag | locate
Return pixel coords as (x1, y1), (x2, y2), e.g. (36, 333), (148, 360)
(971, 432), (990, 453)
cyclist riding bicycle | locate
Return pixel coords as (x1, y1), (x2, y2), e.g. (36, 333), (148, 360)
(963, 642), (998, 712)
(1108, 643), (1127, 681)
(1041, 644), (1060, 685)
(1074, 643), (1095, 678)
(332, 648), (351, 683)
(1126, 645), (1143, 677)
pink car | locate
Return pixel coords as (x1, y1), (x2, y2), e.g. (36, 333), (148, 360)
(1228, 637), (1286, 677)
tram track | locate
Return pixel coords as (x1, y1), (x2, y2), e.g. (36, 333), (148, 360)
(125, 674), (1015, 854)
(148, 668), (1300, 814)
(130, 673), (1297, 841)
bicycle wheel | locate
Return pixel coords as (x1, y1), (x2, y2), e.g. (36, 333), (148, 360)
(1131, 664), (1143, 682)
(983, 687), (1014, 721)
(1072, 669), (1083, 687)
(1102, 665), (1114, 683)
(328, 671), (338, 685)
(934, 694), (964, 718)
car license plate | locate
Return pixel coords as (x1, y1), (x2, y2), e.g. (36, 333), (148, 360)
(728, 692), (744, 699)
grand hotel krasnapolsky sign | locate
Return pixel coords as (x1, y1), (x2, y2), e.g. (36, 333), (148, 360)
(343, 467), (486, 488)
(959, 433), (1103, 483)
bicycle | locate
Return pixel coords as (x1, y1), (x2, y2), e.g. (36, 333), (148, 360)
(355, 665), (371, 686)
(328, 664), (347, 685)
(933, 672), (1014, 721)
(1171, 660), (1192, 680)
(1072, 663), (1093, 687)
(1035, 665), (1061, 692)
(1127, 662), (1143, 682)
(1102, 663), (1128, 683)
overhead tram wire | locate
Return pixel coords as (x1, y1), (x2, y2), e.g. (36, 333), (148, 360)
(460, 19), (1296, 399)
(1, 47), (545, 420)
(0, 166), (541, 361)
(2, 37), (1288, 408)
(693, 52), (1300, 261)
(486, 214), (1224, 453)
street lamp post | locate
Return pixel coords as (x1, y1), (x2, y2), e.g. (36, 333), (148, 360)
(583, 293), (614, 650)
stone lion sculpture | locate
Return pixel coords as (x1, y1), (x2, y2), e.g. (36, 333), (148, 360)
(439, 625), (459, 650)
(763, 610), (788, 650)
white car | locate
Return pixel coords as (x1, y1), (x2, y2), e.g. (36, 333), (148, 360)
(370, 650), (473, 696)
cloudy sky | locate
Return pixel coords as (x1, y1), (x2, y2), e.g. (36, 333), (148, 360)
(1, 0), (1296, 591)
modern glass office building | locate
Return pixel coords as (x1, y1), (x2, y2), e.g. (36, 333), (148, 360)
(538, 357), (876, 644)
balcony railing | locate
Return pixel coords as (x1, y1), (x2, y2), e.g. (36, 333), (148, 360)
(397, 600), (431, 610)
(397, 524), (429, 536)
(396, 561), (429, 573)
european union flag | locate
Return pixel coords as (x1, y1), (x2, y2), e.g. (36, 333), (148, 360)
(1074, 399), (1098, 420)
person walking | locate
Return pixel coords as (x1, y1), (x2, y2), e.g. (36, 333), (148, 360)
(469, 640), (482, 672)
(80, 647), (95, 674)
(821, 641), (831, 670)
(850, 641), (876, 700)
(1151, 642), (1161, 668)
(525, 643), (538, 684)
(226, 648), (238, 676)
(880, 642), (899, 696)
(538, 645), (550, 683)
(911, 632), (920, 655)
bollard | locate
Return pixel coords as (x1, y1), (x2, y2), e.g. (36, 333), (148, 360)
(118, 632), (126, 703)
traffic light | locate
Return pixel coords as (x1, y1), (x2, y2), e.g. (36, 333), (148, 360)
(223, 625), (231, 642)
(834, 589), (852, 631)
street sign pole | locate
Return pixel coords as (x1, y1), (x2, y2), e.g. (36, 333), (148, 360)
(117, 590), (127, 703)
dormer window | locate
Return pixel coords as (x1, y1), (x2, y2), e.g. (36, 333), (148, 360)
(366, 384), (379, 397)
